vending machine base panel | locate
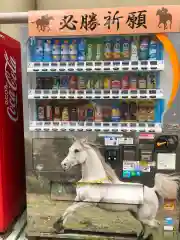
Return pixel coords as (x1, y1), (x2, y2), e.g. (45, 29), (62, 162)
(26, 231), (138, 240)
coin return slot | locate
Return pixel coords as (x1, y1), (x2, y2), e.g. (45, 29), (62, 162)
(151, 67), (157, 70)
(132, 67), (138, 70)
(122, 67), (129, 70)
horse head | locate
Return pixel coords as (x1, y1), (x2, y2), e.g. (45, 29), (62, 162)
(156, 9), (161, 16)
(61, 138), (89, 171)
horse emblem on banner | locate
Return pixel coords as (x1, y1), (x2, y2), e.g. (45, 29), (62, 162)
(30, 14), (54, 32)
(156, 7), (172, 30)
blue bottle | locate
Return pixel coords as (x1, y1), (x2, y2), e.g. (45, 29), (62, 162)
(30, 38), (44, 62)
(77, 38), (86, 61)
(139, 37), (149, 60)
(43, 39), (52, 62)
(149, 38), (157, 60)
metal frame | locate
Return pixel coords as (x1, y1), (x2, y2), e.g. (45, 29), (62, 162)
(0, 12), (28, 24)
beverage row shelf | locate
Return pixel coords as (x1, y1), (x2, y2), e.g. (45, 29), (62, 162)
(28, 89), (164, 100)
(29, 121), (162, 133)
(27, 60), (164, 73)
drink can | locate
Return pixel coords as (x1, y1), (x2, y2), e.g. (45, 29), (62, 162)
(78, 76), (86, 89)
(69, 39), (78, 61)
(54, 106), (61, 121)
(86, 107), (94, 121)
(104, 37), (113, 60)
(52, 39), (61, 62)
(61, 39), (69, 61)
(62, 107), (69, 121)
(129, 75), (137, 89)
(60, 75), (69, 89)
(86, 77), (93, 89)
(46, 105), (53, 121)
(104, 77), (111, 89)
(121, 75), (129, 89)
(111, 75), (121, 89)
(36, 77), (43, 89)
(93, 75), (103, 89)
(37, 106), (45, 121)
(69, 75), (77, 89)
(70, 107), (78, 121)
(78, 107), (86, 121)
(52, 76), (60, 89)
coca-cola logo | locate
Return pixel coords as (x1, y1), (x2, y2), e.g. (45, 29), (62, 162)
(4, 50), (18, 122)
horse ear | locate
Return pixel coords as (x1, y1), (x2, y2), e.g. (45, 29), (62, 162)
(80, 137), (89, 145)
(68, 135), (76, 143)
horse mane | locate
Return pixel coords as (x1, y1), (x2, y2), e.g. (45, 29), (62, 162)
(86, 142), (120, 183)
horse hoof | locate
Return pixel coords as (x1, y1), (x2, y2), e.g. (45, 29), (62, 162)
(53, 217), (64, 233)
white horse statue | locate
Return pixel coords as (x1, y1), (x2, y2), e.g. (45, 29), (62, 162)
(53, 137), (180, 239)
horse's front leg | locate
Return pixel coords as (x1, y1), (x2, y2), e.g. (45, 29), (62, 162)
(62, 201), (94, 226)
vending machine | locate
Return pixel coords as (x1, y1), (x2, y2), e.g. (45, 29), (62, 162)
(0, 32), (26, 232)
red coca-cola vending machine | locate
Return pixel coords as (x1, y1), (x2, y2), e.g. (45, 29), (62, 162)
(0, 32), (26, 232)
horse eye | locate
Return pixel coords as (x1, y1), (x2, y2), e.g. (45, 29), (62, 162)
(74, 149), (80, 153)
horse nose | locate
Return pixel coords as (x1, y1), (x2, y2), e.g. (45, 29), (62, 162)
(61, 161), (67, 168)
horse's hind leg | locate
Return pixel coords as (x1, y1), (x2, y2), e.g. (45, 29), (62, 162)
(136, 203), (159, 239)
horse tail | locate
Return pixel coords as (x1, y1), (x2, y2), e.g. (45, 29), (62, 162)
(153, 173), (180, 199)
